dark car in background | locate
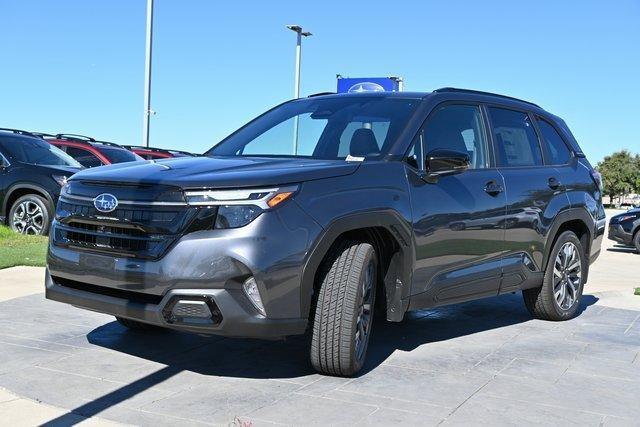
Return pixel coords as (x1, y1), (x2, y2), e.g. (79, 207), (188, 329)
(46, 89), (605, 376)
(608, 208), (640, 252)
(123, 145), (197, 160)
(0, 129), (82, 235)
(45, 134), (143, 168)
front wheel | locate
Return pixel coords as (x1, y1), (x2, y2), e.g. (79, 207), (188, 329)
(310, 241), (377, 376)
(523, 231), (586, 320)
(633, 230), (640, 254)
(9, 194), (51, 236)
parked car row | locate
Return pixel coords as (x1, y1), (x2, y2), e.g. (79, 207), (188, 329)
(0, 128), (198, 235)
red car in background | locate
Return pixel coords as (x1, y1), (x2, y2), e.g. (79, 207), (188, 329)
(123, 145), (198, 160)
(43, 134), (143, 168)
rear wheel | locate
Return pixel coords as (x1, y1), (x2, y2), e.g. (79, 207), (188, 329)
(523, 231), (585, 320)
(9, 194), (51, 236)
(116, 317), (161, 331)
(633, 230), (640, 253)
(310, 241), (377, 376)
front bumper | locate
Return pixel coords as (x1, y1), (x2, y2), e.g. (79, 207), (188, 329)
(45, 270), (307, 337)
(608, 223), (633, 245)
(46, 201), (323, 338)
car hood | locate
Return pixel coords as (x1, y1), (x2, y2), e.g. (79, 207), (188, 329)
(612, 208), (640, 219)
(69, 156), (360, 189)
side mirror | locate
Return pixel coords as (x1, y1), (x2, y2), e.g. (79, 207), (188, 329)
(423, 149), (470, 182)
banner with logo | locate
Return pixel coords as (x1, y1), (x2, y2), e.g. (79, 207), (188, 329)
(336, 76), (403, 94)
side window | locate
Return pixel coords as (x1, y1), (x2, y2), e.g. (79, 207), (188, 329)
(489, 107), (543, 167)
(65, 147), (104, 168)
(407, 104), (487, 169)
(536, 118), (571, 165)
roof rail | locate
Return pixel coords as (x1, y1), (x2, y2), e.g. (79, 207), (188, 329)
(0, 128), (41, 137)
(55, 133), (96, 142)
(433, 87), (540, 108)
(124, 145), (196, 156)
(32, 132), (56, 138)
(123, 145), (165, 152)
(307, 92), (335, 98)
(93, 140), (124, 148)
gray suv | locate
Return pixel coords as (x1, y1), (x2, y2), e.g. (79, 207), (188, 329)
(46, 88), (605, 376)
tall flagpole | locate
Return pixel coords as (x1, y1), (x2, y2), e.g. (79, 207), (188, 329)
(286, 25), (311, 155)
(143, 0), (154, 147)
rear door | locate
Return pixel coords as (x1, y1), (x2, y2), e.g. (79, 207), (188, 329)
(407, 103), (507, 308)
(488, 106), (568, 291)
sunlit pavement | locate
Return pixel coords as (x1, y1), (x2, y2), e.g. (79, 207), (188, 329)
(0, 211), (638, 426)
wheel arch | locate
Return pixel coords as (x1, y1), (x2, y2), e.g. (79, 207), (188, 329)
(3, 183), (55, 220)
(300, 210), (414, 323)
(543, 208), (595, 279)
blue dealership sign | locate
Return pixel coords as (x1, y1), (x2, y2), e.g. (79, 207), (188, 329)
(336, 76), (403, 94)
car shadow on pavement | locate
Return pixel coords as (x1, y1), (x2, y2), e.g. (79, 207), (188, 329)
(85, 292), (598, 380)
(43, 292), (597, 426)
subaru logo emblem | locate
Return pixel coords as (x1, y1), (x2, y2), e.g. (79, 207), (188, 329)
(93, 193), (118, 213)
(348, 82), (385, 93)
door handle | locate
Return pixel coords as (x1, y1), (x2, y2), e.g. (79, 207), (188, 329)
(484, 181), (504, 196)
(548, 177), (562, 190)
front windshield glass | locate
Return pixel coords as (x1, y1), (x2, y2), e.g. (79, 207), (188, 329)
(98, 146), (143, 164)
(206, 96), (420, 160)
(0, 136), (82, 167)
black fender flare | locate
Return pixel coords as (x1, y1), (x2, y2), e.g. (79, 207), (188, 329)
(542, 207), (596, 271)
(299, 209), (414, 322)
(3, 183), (56, 217)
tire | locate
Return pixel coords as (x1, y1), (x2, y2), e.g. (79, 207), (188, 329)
(633, 230), (640, 254)
(8, 194), (51, 236)
(310, 241), (377, 376)
(523, 231), (586, 321)
(116, 317), (160, 331)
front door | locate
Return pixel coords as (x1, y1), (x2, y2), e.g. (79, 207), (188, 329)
(407, 104), (507, 309)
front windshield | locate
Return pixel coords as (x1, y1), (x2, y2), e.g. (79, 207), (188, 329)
(98, 146), (143, 164)
(0, 136), (82, 167)
(207, 96), (420, 160)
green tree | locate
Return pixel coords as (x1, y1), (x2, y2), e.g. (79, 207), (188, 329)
(596, 150), (639, 203)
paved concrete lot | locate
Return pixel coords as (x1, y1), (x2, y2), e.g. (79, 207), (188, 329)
(0, 212), (638, 426)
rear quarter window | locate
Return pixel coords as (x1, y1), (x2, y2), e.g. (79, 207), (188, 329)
(536, 118), (572, 165)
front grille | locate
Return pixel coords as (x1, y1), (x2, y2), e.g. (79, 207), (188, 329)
(54, 197), (216, 259)
(57, 201), (178, 222)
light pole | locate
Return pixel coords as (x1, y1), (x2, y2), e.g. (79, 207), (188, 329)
(143, 0), (154, 147)
(286, 25), (311, 154)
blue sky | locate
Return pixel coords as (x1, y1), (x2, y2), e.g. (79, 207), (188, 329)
(1, 0), (639, 162)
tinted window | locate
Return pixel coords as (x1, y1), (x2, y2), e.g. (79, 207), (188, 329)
(0, 136), (82, 167)
(97, 146), (142, 164)
(489, 108), (542, 167)
(65, 146), (104, 168)
(537, 118), (571, 165)
(411, 104), (487, 169)
(207, 97), (420, 159)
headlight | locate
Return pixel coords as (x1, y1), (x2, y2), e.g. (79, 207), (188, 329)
(215, 205), (262, 229)
(184, 185), (298, 229)
(617, 214), (637, 222)
(52, 175), (69, 187)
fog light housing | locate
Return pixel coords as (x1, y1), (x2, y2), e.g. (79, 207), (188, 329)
(243, 277), (265, 316)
